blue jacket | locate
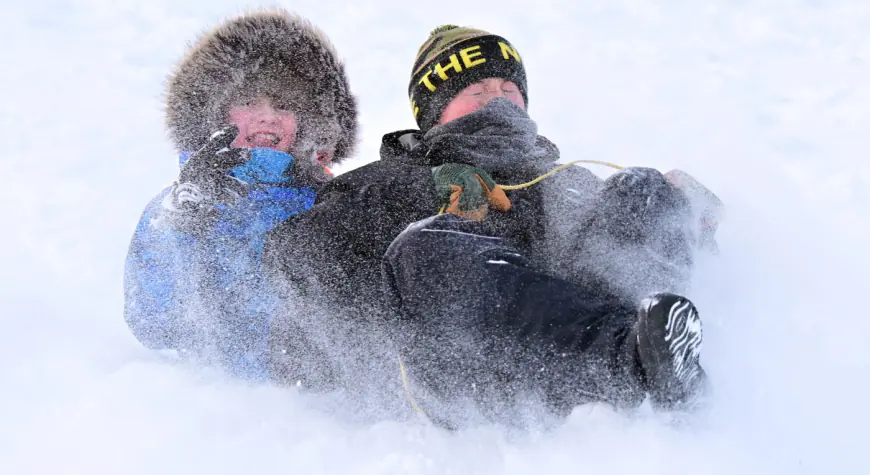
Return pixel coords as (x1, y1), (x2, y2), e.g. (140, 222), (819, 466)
(123, 149), (317, 381)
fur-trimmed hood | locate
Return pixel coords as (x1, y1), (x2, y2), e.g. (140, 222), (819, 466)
(165, 8), (359, 164)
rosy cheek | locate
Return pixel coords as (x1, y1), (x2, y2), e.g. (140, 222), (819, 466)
(227, 109), (251, 147)
(228, 108), (251, 127)
(440, 99), (483, 124)
(279, 116), (298, 151)
(281, 116), (297, 136)
(508, 93), (525, 110)
(464, 102), (483, 114)
(230, 135), (247, 148)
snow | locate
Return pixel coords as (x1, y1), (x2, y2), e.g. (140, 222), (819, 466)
(2, 1), (868, 474)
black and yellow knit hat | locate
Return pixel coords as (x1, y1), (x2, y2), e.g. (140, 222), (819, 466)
(409, 25), (527, 132)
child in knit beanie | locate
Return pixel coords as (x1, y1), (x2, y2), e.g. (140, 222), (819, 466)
(265, 24), (720, 428)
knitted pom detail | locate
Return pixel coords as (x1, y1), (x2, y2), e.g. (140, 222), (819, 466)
(429, 24), (459, 36)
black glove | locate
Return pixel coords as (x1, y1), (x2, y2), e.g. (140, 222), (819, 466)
(177, 125), (251, 205)
(566, 167), (695, 296)
(597, 167), (692, 242)
(162, 125), (251, 233)
(590, 167), (695, 273)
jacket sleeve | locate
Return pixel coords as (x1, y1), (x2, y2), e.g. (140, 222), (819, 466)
(263, 161), (439, 299)
(262, 162), (439, 386)
(123, 188), (198, 350)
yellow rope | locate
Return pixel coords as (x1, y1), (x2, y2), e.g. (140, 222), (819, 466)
(398, 354), (430, 420)
(499, 159), (624, 191)
(437, 159), (623, 215)
(414, 158), (626, 417)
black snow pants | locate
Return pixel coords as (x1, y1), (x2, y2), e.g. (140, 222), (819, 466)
(382, 214), (648, 427)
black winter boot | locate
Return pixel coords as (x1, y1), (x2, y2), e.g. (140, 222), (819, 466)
(635, 292), (708, 411)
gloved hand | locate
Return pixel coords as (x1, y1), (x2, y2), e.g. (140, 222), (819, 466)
(597, 167), (692, 237)
(432, 163), (511, 221)
(591, 167), (696, 276)
(176, 125), (250, 206)
(162, 125), (251, 233)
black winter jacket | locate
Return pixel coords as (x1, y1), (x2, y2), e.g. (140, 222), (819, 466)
(262, 129), (605, 387)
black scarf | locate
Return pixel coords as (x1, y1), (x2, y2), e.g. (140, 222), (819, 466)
(422, 98), (559, 173)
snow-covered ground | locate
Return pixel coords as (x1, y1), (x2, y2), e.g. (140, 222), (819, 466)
(2, 1), (868, 473)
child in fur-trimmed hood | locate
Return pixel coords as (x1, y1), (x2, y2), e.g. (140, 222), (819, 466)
(123, 8), (358, 380)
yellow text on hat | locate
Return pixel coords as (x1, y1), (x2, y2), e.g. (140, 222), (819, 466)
(417, 42), (519, 93)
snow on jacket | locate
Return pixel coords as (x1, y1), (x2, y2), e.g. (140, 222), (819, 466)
(122, 8), (359, 380)
(124, 152), (316, 380)
(261, 128), (605, 388)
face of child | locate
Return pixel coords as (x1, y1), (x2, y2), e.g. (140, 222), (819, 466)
(438, 78), (525, 125)
(227, 98), (298, 153)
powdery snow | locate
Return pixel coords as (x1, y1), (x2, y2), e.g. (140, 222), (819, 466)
(1, 1), (868, 474)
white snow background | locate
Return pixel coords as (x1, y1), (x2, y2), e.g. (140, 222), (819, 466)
(1, 1), (868, 474)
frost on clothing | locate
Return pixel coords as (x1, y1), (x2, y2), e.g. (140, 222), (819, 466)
(122, 8), (359, 381)
(124, 154), (316, 380)
(262, 102), (714, 425)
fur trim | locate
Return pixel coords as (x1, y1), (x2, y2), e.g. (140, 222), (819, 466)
(165, 8), (359, 163)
